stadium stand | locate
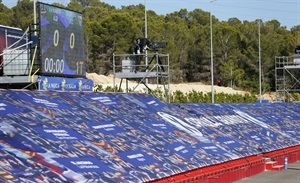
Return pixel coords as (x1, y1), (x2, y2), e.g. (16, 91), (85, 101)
(0, 90), (299, 182)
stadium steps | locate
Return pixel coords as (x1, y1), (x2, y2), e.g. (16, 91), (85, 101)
(265, 158), (284, 171)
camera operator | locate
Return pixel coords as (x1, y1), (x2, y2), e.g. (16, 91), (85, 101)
(133, 38), (141, 73)
(133, 38), (167, 72)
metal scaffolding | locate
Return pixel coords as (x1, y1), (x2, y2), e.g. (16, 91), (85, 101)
(113, 52), (170, 102)
(275, 55), (300, 102)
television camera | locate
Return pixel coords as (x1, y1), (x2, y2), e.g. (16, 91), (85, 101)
(137, 38), (167, 53)
(295, 45), (300, 54)
(135, 38), (167, 72)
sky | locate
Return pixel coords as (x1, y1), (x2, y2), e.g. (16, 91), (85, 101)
(2, 0), (300, 30)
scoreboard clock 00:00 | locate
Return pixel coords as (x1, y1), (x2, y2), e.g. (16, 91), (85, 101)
(39, 2), (85, 77)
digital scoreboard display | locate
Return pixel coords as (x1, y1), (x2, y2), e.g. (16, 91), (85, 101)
(39, 2), (85, 77)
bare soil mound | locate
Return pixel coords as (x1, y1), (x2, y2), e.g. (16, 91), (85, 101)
(86, 73), (275, 101)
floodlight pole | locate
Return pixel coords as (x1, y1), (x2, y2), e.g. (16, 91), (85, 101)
(145, 0), (149, 93)
(145, 0), (147, 39)
(258, 20), (262, 103)
(210, 0), (215, 103)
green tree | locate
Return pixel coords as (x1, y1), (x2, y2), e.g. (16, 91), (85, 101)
(214, 21), (240, 85)
(87, 11), (141, 74)
(11, 0), (33, 30)
(220, 57), (244, 88)
(0, 1), (13, 26)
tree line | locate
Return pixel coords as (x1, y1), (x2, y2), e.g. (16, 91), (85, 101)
(1, 0), (300, 95)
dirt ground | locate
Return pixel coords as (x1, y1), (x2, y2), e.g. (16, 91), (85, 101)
(86, 73), (276, 101)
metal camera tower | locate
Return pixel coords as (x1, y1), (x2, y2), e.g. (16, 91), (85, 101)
(113, 52), (170, 102)
(275, 54), (300, 102)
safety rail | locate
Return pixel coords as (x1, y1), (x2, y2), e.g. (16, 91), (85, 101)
(112, 52), (170, 102)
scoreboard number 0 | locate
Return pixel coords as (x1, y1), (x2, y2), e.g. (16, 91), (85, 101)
(54, 30), (59, 47)
(70, 33), (75, 49)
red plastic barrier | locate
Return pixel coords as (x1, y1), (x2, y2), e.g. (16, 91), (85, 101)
(150, 146), (300, 183)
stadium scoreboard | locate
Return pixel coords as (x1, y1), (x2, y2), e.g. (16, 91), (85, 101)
(38, 2), (86, 77)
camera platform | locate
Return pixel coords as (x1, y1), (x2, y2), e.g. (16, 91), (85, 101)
(113, 52), (170, 102)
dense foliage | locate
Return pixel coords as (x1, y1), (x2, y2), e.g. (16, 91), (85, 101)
(93, 84), (257, 103)
(1, 0), (300, 96)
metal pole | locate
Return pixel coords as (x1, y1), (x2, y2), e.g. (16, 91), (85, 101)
(145, 0), (149, 94)
(34, 0), (37, 36)
(231, 66), (233, 88)
(210, 0), (215, 103)
(145, 0), (147, 39)
(113, 54), (116, 92)
(259, 20), (262, 103)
